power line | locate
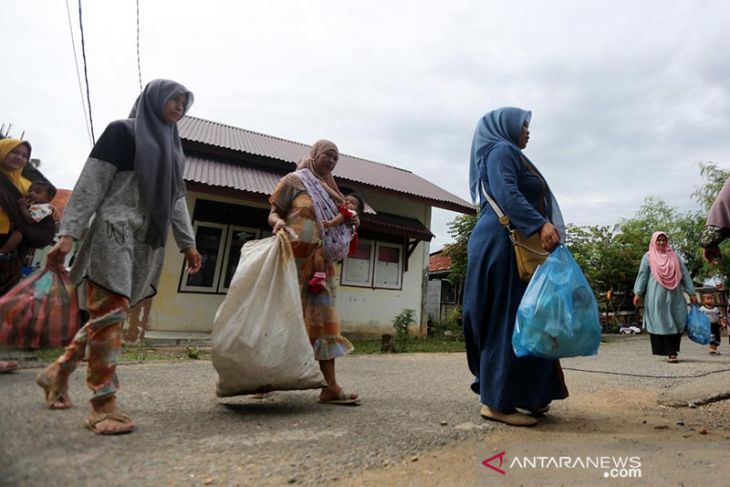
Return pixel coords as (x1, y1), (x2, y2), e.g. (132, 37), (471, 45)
(77, 0), (95, 144)
(136, 0), (143, 91)
(64, 0), (93, 147)
(563, 366), (730, 379)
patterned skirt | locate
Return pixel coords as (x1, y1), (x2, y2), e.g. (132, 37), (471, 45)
(285, 194), (353, 361)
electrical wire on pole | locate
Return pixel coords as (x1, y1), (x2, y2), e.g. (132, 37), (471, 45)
(65, 0), (93, 147)
(78, 0), (95, 144)
(136, 0), (143, 92)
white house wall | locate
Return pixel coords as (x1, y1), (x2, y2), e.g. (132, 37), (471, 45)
(147, 190), (432, 338)
(149, 191), (256, 333)
(336, 189), (432, 337)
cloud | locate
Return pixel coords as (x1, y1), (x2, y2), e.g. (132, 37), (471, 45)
(3, 0), (730, 252)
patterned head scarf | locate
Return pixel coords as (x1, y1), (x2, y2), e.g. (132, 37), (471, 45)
(647, 231), (681, 290)
(296, 139), (345, 205)
(129, 79), (194, 246)
(468, 107), (565, 237)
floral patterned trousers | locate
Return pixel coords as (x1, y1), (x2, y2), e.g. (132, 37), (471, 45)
(54, 282), (130, 403)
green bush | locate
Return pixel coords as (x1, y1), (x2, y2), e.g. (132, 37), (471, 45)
(392, 309), (416, 351)
(446, 306), (461, 327)
(186, 346), (200, 359)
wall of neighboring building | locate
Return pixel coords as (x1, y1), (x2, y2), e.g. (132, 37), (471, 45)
(425, 279), (442, 324)
(337, 238), (428, 338)
(149, 191), (255, 333)
(147, 190), (433, 338)
(336, 189), (431, 337)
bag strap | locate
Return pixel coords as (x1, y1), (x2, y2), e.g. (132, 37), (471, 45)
(480, 180), (520, 245)
(479, 179), (549, 256)
(479, 180), (510, 227)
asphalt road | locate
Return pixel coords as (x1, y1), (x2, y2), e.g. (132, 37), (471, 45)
(1, 335), (729, 486)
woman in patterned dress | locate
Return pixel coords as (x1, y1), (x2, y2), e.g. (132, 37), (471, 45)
(268, 140), (360, 405)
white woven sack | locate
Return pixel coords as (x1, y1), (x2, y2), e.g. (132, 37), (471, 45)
(212, 231), (325, 396)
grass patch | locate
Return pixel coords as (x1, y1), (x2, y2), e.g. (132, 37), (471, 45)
(350, 336), (465, 355)
(29, 345), (212, 364)
(25, 336), (464, 364)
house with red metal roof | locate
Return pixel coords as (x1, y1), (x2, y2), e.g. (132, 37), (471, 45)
(146, 116), (474, 339)
(425, 249), (460, 326)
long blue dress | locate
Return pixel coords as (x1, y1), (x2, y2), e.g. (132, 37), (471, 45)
(462, 142), (569, 411)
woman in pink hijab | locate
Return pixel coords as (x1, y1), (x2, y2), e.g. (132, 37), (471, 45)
(633, 232), (696, 363)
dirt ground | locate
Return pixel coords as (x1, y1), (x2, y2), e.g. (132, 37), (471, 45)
(346, 383), (730, 486)
(2, 335), (729, 486)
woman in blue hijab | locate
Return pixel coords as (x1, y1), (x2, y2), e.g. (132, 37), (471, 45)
(462, 107), (568, 426)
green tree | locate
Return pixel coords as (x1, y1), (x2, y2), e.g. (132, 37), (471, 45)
(619, 197), (704, 280)
(565, 223), (642, 296)
(692, 162), (730, 212)
(443, 211), (477, 304)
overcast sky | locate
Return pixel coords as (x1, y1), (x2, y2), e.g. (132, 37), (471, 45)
(3, 0), (729, 250)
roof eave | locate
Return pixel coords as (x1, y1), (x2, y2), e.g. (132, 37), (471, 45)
(182, 138), (476, 215)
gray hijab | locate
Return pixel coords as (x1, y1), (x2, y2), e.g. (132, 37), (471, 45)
(129, 79), (194, 247)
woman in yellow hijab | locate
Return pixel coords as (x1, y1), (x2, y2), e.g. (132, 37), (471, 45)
(0, 138), (33, 295)
(0, 139), (32, 229)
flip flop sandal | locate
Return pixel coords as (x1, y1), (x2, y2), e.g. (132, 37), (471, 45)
(85, 411), (136, 435)
(36, 370), (73, 409)
(319, 390), (360, 405)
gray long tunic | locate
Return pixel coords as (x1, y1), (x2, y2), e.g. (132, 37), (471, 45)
(633, 253), (694, 335)
(60, 121), (195, 306)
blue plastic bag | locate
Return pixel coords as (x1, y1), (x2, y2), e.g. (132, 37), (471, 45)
(686, 305), (711, 345)
(513, 244), (601, 358)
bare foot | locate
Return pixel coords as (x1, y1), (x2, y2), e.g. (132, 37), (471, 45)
(36, 365), (73, 409)
(319, 386), (359, 404)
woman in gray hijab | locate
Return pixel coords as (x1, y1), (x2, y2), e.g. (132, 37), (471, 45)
(38, 79), (202, 435)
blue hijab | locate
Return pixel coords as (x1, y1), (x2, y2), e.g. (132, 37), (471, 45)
(468, 107), (565, 236)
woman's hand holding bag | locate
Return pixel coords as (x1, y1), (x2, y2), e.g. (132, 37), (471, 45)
(539, 222), (561, 252)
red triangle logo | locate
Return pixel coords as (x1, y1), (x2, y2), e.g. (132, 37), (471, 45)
(482, 450), (507, 475)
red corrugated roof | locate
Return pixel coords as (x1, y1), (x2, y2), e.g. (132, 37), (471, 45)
(179, 116), (474, 214)
(428, 254), (451, 273)
(50, 189), (72, 220)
